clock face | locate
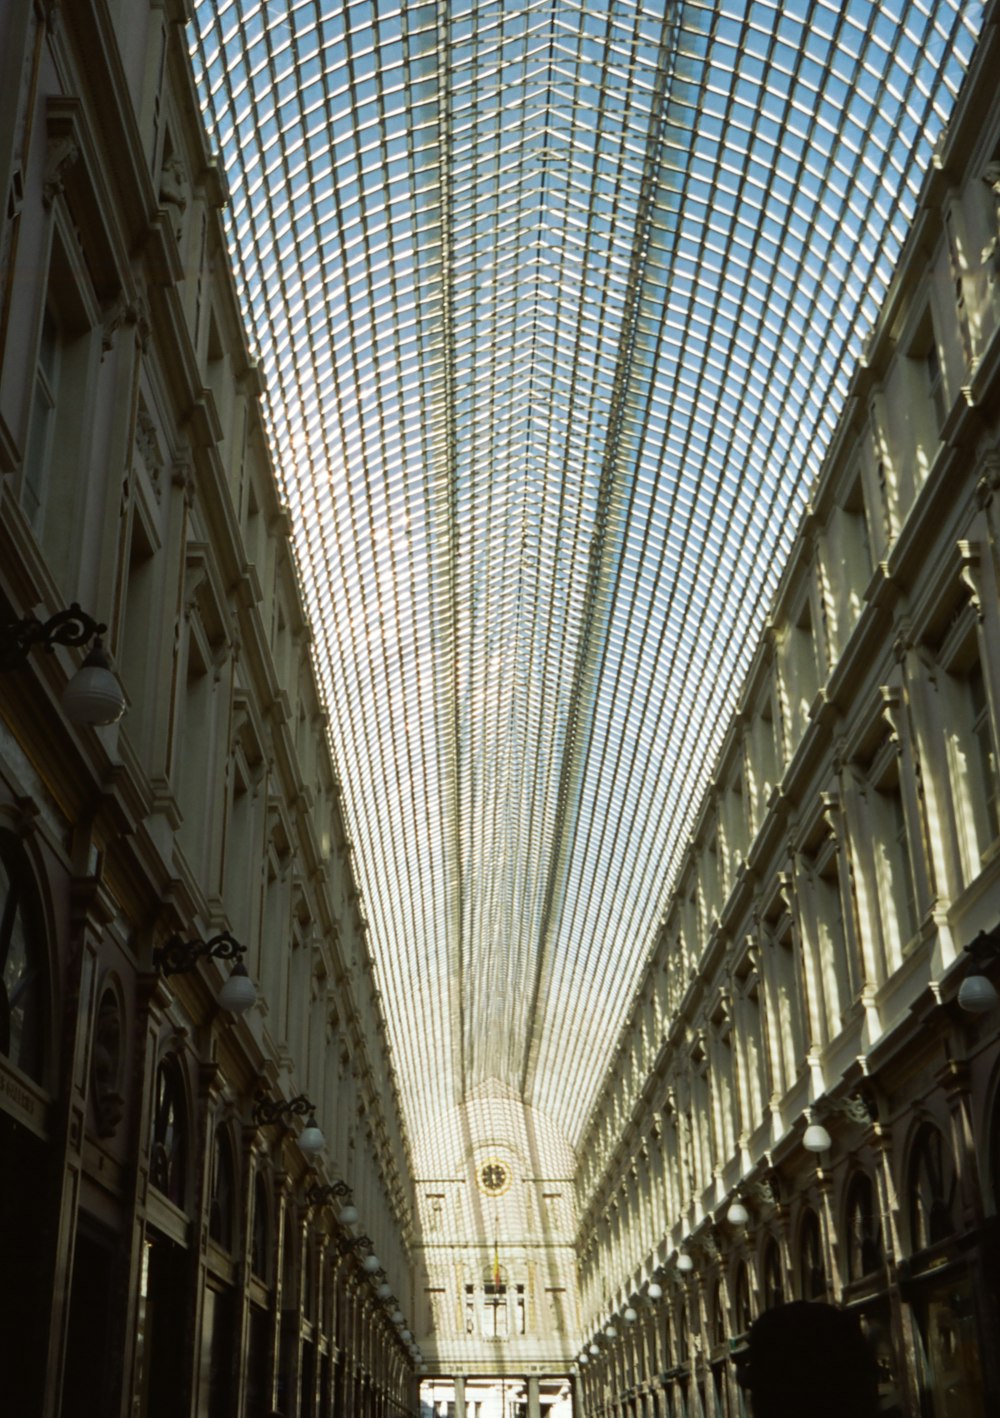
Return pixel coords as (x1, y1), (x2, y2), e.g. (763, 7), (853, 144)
(478, 1160), (511, 1196)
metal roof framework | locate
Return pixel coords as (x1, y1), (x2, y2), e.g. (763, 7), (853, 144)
(190, 0), (981, 1157)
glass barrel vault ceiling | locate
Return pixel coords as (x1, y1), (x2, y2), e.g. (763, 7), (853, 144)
(190, 0), (982, 1153)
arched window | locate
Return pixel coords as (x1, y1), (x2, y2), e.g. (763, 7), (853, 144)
(761, 1237), (784, 1309)
(208, 1125), (236, 1251)
(251, 1171), (271, 1282)
(710, 1283), (726, 1347)
(798, 1208), (826, 1300)
(846, 1170), (884, 1281)
(0, 829), (48, 1082)
(908, 1122), (958, 1251)
(303, 1237), (317, 1319)
(676, 1300), (690, 1366)
(150, 1056), (187, 1208)
(732, 1262), (752, 1336)
(282, 1209), (298, 1303)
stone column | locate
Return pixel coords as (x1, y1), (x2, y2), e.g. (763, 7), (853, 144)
(527, 1374), (542, 1418)
(454, 1373), (466, 1416)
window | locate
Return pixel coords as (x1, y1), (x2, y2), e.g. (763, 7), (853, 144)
(925, 338), (947, 430)
(710, 1284), (726, 1348)
(969, 662), (999, 843)
(799, 824), (855, 1043)
(908, 1124), (958, 1252)
(22, 309), (59, 528)
(150, 1057), (187, 1208)
(482, 1281), (508, 1338)
(886, 785), (918, 943)
(208, 1126), (236, 1251)
(945, 208), (972, 364)
(676, 1301), (690, 1366)
(780, 599), (821, 748)
(735, 961), (766, 1123)
(798, 1209), (826, 1300)
(710, 1011), (736, 1159)
(935, 592), (999, 878)
(845, 1171), (883, 1282)
(118, 503), (159, 748)
(91, 987), (125, 1137)
(251, 1172), (270, 1281)
(0, 830), (48, 1082)
(176, 608), (219, 864)
(466, 1272), (526, 1339)
(20, 226), (99, 577)
(863, 728), (921, 973)
(761, 1238), (784, 1309)
(763, 904), (804, 1094)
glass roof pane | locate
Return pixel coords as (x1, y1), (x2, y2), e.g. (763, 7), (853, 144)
(190, 0), (981, 1156)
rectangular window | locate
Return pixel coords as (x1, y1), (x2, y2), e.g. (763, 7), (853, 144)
(926, 339), (947, 430)
(20, 226), (100, 580)
(945, 208), (972, 364)
(482, 1283), (507, 1338)
(969, 663), (999, 843)
(738, 972), (766, 1123)
(799, 828), (855, 1043)
(22, 309), (59, 527)
(777, 930), (802, 1086)
(874, 781), (918, 962)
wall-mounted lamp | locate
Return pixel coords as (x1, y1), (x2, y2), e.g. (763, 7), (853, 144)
(726, 1198), (750, 1228)
(588, 1342), (600, 1356)
(215, 963), (256, 1013)
(0, 603), (126, 724)
(339, 1202), (360, 1226)
(646, 1281), (663, 1301)
(154, 931), (257, 1013)
(803, 1116), (832, 1153)
(623, 1306), (638, 1324)
(400, 1328), (412, 1343)
(604, 1324), (618, 1340)
(578, 1353), (589, 1366)
(362, 1252), (382, 1274)
(676, 1250), (694, 1273)
(957, 927), (1000, 1012)
(376, 1282), (393, 1301)
(306, 1180), (352, 1207)
(252, 1093), (325, 1153)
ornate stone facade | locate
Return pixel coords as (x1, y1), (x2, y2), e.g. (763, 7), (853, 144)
(573, 13), (1000, 1416)
(0, 3), (414, 1415)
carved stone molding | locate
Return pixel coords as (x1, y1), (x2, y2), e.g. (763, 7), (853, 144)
(42, 132), (79, 209)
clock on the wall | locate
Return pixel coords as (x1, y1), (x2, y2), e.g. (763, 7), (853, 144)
(477, 1159), (512, 1196)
